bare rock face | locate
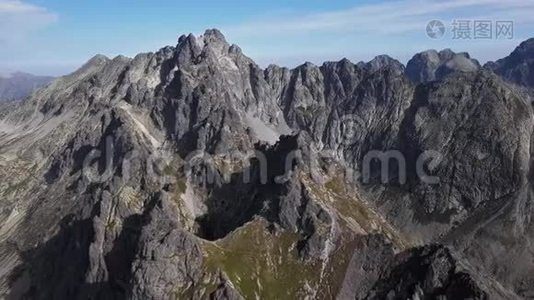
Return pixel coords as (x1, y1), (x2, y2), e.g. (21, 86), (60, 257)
(406, 49), (480, 83)
(363, 55), (405, 75)
(365, 245), (489, 299)
(1, 30), (534, 299)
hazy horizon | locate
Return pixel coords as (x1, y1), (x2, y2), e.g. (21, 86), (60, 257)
(1, 0), (534, 76)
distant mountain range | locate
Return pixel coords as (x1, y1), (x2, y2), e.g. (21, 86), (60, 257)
(0, 72), (54, 102)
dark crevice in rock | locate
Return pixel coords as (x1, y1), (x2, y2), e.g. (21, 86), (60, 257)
(104, 193), (160, 297)
(192, 135), (302, 241)
(366, 245), (488, 299)
(8, 215), (96, 299)
(194, 134), (333, 261)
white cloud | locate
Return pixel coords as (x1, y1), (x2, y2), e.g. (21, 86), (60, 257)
(0, 0), (45, 13)
(225, 0), (534, 36)
(219, 0), (534, 67)
(0, 0), (57, 44)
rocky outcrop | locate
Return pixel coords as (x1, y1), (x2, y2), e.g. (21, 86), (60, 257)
(366, 245), (489, 299)
(406, 49), (480, 83)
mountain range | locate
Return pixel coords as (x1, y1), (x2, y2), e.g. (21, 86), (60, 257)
(0, 72), (54, 103)
(0, 29), (533, 299)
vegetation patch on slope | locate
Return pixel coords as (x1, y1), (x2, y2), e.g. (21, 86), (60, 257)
(303, 174), (410, 250)
(202, 218), (322, 298)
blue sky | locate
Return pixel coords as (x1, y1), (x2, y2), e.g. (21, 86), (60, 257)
(1, 0), (534, 76)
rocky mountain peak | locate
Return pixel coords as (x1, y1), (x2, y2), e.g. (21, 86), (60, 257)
(85, 54), (111, 67)
(202, 28), (228, 44)
(365, 54), (405, 74)
(485, 37), (534, 89)
(176, 29), (232, 56)
(406, 48), (480, 83)
(512, 37), (534, 58)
